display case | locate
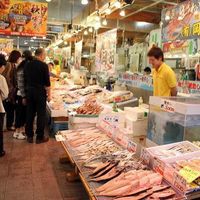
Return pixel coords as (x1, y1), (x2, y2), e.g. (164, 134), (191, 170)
(147, 96), (200, 145)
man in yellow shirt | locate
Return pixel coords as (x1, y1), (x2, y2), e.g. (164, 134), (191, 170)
(147, 47), (177, 96)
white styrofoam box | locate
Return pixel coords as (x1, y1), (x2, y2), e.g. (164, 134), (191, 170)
(149, 96), (200, 115)
(124, 107), (148, 121)
(125, 116), (147, 136)
(98, 111), (125, 129)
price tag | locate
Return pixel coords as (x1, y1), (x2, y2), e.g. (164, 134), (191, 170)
(140, 148), (151, 165)
(153, 158), (165, 175)
(127, 140), (137, 153)
(173, 172), (187, 193)
(179, 166), (200, 184)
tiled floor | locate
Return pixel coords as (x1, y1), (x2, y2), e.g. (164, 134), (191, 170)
(0, 131), (89, 200)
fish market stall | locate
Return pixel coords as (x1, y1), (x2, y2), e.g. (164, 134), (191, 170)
(56, 119), (185, 200)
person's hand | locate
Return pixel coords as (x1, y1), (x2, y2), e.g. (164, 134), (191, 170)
(47, 96), (51, 102)
(22, 98), (27, 106)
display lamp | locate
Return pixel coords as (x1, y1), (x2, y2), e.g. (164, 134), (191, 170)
(102, 18), (108, 26)
(89, 27), (93, 32)
(114, 1), (121, 8)
(120, 10), (125, 17)
(81, 0), (88, 5)
(84, 30), (88, 35)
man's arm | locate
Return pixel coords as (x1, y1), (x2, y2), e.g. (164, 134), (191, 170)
(44, 63), (51, 101)
(171, 87), (177, 96)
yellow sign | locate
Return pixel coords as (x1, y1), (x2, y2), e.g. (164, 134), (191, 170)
(0, 0), (47, 37)
(179, 166), (200, 184)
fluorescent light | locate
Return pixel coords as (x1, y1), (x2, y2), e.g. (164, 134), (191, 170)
(32, 36), (37, 39)
(105, 8), (111, 15)
(102, 18), (107, 26)
(30, 39), (34, 42)
(81, 0), (88, 5)
(120, 10), (125, 17)
(114, 1), (121, 8)
(95, 15), (100, 21)
(24, 41), (28, 45)
(84, 30), (88, 35)
(43, 36), (46, 39)
(89, 27), (93, 32)
(46, 0), (51, 2)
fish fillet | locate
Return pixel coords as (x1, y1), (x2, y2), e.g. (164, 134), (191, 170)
(90, 162), (110, 176)
(91, 163), (117, 178)
(91, 167), (121, 182)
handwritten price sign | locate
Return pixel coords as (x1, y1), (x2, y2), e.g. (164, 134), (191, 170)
(140, 148), (151, 165)
(152, 158), (165, 175)
(179, 166), (200, 184)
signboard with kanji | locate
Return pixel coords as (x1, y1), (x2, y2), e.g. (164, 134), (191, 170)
(162, 0), (200, 42)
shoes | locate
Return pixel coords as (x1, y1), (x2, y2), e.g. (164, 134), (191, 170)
(13, 132), (26, 140)
(17, 133), (26, 140)
(27, 137), (33, 143)
(7, 126), (15, 131)
(36, 136), (49, 144)
(0, 150), (5, 157)
(13, 132), (19, 139)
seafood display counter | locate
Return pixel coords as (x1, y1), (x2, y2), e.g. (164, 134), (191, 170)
(57, 127), (186, 200)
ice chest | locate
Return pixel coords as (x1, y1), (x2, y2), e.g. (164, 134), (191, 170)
(147, 96), (200, 145)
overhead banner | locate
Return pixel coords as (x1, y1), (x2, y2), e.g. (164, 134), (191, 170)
(62, 46), (71, 61)
(0, 0), (47, 37)
(74, 40), (82, 69)
(162, 0), (200, 42)
(95, 29), (117, 74)
(0, 38), (13, 54)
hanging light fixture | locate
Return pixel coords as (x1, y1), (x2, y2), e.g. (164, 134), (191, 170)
(114, 1), (121, 8)
(105, 3), (111, 15)
(120, 10), (125, 17)
(84, 30), (88, 35)
(89, 27), (93, 32)
(102, 17), (107, 26)
(81, 0), (88, 5)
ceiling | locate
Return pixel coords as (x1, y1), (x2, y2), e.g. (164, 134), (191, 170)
(0, 0), (187, 49)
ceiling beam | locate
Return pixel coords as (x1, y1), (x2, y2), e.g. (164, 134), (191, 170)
(121, 0), (164, 20)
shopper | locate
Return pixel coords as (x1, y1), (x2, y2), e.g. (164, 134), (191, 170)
(14, 50), (33, 140)
(0, 54), (9, 157)
(53, 59), (61, 76)
(2, 50), (21, 131)
(25, 48), (50, 144)
(147, 47), (177, 96)
(144, 67), (151, 75)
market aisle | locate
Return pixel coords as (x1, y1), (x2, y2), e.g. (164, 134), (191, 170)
(0, 131), (88, 200)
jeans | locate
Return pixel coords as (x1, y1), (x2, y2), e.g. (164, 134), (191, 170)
(3, 100), (15, 128)
(0, 113), (5, 152)
(25, 87), (47, 140)
(15, 96), (26, 129)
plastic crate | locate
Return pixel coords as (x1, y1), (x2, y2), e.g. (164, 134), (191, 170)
(50, 121), (68, 136)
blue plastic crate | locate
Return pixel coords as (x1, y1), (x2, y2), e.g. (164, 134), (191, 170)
(50, 121), (68, 136)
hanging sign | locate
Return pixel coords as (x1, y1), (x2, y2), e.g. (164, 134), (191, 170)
(0, 38), (13, 53)
(162, 0), (200, 42)
(0, 0), (47, 37)
(74, 40), (82, 69)
(95, 29), (117, 74)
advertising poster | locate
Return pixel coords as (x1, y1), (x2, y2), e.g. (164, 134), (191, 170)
(95, 29), (117, 74)
(0, 38), (13, 54)
(162, 0), (200, 42)
(0, 0), (47, 37)
(74, 40), (82, 69)
(62, 46), (71, 61)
